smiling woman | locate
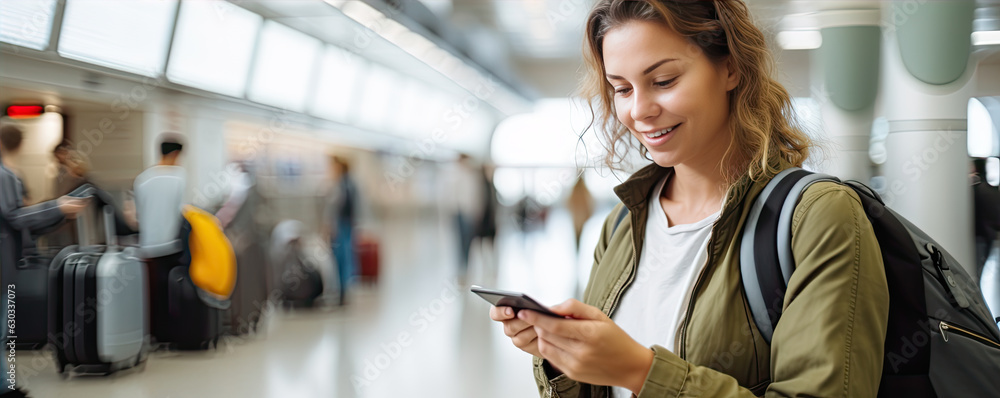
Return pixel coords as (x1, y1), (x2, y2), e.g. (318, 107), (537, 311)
(487, 1), (891, 397)
(582, 0), (811, 184)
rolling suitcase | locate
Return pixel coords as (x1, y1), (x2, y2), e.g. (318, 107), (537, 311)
(165, 265), (221, 350)
(13, 253), (53, 350)
(355, 234), (379, 284)
(151, 214), (223, 350)
(48, 206), (147, 375)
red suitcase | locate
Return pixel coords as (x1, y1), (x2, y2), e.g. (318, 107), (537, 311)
(355, 235), (379, 284)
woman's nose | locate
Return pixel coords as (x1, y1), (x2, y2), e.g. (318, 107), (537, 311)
(630, 88), (660, 122)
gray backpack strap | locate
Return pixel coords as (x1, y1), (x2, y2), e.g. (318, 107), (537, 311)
(740, 167), (839, 343)
(774, 172), (842, 284)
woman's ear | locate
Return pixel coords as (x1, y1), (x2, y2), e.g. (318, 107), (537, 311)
(724, 56), (740, 92)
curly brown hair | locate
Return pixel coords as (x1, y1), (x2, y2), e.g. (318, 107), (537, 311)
(581, 0), (812, 184)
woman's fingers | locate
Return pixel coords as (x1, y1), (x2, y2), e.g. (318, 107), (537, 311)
(510, 326), (538, 350)
(538, 336), (577, 375)
(502, 318), (533, 338)
(489, 306), (515, 321)
(519, 309), (586, 342)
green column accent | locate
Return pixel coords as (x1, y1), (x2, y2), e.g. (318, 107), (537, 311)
(818, 26), (881, 111)
(895, 0), (975, 85)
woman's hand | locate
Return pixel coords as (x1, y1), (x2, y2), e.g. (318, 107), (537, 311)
(57, 196), (90, 219)
(490, 306), (542, 358)
(519, 299), (654, 395)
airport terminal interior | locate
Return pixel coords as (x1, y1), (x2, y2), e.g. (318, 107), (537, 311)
(2, 0), (1000, 397)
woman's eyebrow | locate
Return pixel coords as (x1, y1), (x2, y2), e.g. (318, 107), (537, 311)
(605, 58), (679, 80)
(642, 58), (677, 75)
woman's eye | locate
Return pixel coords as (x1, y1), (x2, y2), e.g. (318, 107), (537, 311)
(655, 77), (678, 87)
(615, 87), (632, 95)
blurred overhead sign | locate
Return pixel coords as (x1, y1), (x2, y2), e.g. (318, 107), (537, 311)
(6, 105), (43, 119)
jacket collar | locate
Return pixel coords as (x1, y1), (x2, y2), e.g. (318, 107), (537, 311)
(613, 163), (670, 211)
(612, 158), (795, 215)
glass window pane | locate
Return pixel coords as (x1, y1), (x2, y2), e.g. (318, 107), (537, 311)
(355, 64), (398, 133)
(167, 0), (262, 98)
(390, 80), (425, 136)
(310, 46), (366, 123)
(247, 21), (322, 112)
(58, 0), (179, 77)
(0, 0), (57, 50)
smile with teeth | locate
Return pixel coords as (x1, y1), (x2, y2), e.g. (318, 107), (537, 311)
(645, 124), (680, 138)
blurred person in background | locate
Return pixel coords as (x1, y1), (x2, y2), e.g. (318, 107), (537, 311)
(133, 133), (187, 343)
(1, 124), (88, 397)
(53, 140), (88, 196)
(972, 158), (1000, 280)
(445, 154), (484, 280)
(491, 1), (890, 396)
(324, 156), (358, 306)
(566, 175), (595, 250)
(45, 140), (90, 248)
(214, 161), (253, 230)
(474, 162), (499, 280)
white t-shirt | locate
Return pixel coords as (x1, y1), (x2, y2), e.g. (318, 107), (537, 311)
(134, 165), (186, 257)
(611, 176), (720, 398)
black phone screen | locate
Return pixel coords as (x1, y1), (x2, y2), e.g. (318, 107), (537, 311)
(471, 286), (561, 317)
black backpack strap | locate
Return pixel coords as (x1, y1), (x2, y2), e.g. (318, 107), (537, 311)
(740, 168), (840, 343)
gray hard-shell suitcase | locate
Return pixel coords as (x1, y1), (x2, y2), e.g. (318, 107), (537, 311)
(52, 206), (147, 375)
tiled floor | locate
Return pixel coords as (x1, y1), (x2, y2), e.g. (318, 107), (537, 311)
(23, 206), (613, 398)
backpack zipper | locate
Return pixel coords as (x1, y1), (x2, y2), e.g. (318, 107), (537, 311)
(926, 243), (971, 309)
(938, 321), (1000, 349)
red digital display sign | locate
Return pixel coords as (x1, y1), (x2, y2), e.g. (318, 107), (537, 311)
(6, 105), (44, 119)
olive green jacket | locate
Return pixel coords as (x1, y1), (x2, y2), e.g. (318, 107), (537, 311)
(533, 163), (889, 397)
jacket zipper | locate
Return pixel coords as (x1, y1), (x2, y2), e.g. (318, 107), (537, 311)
(606, 214), (639, 317)
(938, 321), (1000, 349)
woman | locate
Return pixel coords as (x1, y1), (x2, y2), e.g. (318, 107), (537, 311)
(489, 1), (889, 397)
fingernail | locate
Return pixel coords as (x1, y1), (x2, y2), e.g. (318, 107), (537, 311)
(505, 308), (513, 317)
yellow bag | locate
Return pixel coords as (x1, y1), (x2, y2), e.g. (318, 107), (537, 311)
(182, 205), (237, 300)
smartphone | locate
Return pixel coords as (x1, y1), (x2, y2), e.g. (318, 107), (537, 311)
(66, 184), (96, 198)
(471, 285), (561, 318)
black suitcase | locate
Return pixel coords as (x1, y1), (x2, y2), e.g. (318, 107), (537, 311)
(47, 245), (91, 369)
(14, 255), (52, 349)
(165, 265), (220, 350)
(48, 206), (147, 375)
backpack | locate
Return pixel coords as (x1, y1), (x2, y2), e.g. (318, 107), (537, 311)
(742, 167), (1000, 397)
(182, 205), (237, 300)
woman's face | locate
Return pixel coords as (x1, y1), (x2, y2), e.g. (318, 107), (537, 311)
(603, 20), (738, 170)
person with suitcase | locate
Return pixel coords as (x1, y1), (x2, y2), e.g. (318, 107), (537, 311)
(133, 133), (187, 344)
(0, 124), (88, 395)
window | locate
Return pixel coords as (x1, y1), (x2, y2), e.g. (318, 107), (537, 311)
(247, 21), (323, 112)
(354, 63), (399, 132)
(59, 0), (178, 77)
(0, 0), (57, 50)
(310, 45), (366, 123)
(167, 0), (262, 97)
